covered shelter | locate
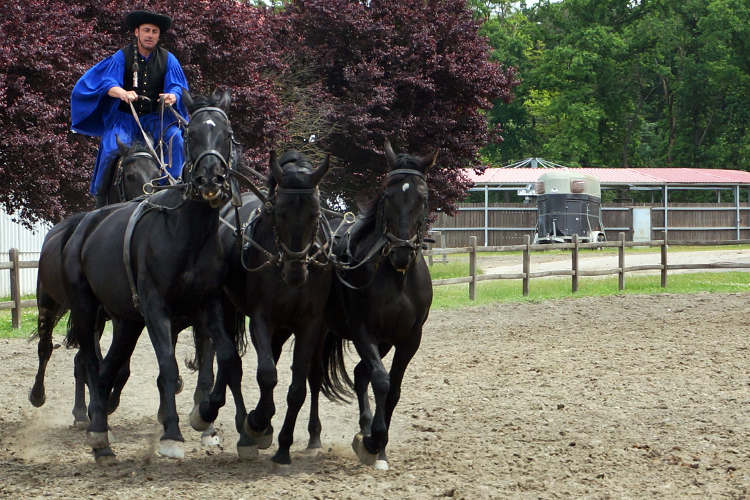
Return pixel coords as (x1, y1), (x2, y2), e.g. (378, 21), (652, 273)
(432, 166), (750, 246)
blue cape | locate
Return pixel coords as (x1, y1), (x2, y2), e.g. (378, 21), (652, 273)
(71, 48), (189, 136)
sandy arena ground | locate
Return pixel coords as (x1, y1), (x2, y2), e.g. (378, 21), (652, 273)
(0, 290), (748, 499)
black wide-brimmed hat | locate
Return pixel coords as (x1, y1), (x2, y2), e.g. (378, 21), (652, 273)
(125, 10), (172, 32)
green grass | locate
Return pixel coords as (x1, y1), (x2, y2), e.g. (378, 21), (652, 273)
(2, 269), (749, 337)
(0, 294), (67, 339)
(431, 271), (750, 309)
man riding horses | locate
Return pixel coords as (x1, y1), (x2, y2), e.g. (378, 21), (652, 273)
(70, 10), (189, 207)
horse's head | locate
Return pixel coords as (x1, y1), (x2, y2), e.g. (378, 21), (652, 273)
(268, 150), (330, 286)
(181, 89), (236, 207)
(114, 136), (162, 201)
(380, 140), (435, 273)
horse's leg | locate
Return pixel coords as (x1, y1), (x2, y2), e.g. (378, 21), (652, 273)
(192, 299), (248, 458)
(68, 296), (114, 463)
(306, 351), (323, 451)
(351, 334), (390, 467)
(192, 329), (220, 447)
(140, 290), (184, 459)
(99, 319), (143, 416)
(273, 325), (320, 465)
(243, 316), (276, 450)
(29, 289), (63, 408)
(71, 306), (107, 425)
(171, 326), (183, 395)
(373, 340), (419, 471)
(353, 359), (373, 436)
(106, 320), (139, 415)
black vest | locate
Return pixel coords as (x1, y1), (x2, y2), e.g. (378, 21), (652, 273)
(118, 44), (168, 116)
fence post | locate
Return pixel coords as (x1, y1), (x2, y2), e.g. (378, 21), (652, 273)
(618, 232), (625, 291)
(9, 248), (21, 329)
(469, 236), (477, 300)
(427, 231), (437, 266)
(522, 234), (530, 296)
(572, 234), (579, 293)
(661, 241), (668, 288)
(440, 232), (448, 263)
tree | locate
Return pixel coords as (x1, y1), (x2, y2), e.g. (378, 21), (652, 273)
(279, 0), (519, 213)
(0, 0), (285, 226)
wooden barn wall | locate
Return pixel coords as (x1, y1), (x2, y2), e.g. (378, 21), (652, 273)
(432, 202), (750, 247)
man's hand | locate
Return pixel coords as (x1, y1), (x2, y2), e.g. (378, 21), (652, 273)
(108, 86), (138, 102)
(159, 93), (177, 106)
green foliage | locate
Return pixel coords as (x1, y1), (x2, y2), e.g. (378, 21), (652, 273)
(477, 0), (750, 170)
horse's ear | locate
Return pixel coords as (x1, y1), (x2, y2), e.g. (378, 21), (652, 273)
(418, 150), (438, 171)
(384, 139), (397, 169)
(270, 150), (283, 183)
(311, 154), (330, 185)
(115, 135), (128, 154)
(216, 89), (231, 111)
(181, 88), (193, 113)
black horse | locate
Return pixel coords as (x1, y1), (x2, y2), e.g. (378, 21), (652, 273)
(61, 89), (245, 462)
(314, 141), (435, 470)
(194, 150), (333, 465)
(29, 139), (163, 424)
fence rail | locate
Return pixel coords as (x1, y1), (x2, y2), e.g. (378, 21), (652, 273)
(3, 237), (750, 327)
(424, 233), (750, 300)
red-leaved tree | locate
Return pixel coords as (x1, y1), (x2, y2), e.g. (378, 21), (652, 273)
(279, 0), (518, 212)
(0, 0), (285, 225)
(1, 0), (518, 224)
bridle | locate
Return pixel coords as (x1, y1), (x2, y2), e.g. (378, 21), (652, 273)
(113, 151), (161, 202)
(333, 168), (428, 288)
(380, 168), (428, 260)
(240, 179), (330, 273)
(181, 106), (236, 202)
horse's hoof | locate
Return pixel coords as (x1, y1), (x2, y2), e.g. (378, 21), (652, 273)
(271, 449), (291, 465)
(158, 439), (184, 459)
(73, 418), (90, 429)
(190, 405), (210, 432)
(201, 429), (220, 447)
(28, 389), (45, 407)
(237, 445), (258, 460)
(301, 447), (321, 457)
(175, 375), (184, 395)
(243, 420), (273, 450)
(93, 447), (116, 465)
(86, 431), (109, 449)
(374, 459), (389, 471)
(351, 433), (377, 466)
(307, 437), (322, 450)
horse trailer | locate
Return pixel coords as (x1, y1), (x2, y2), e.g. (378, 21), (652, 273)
(533, 171), (606, 244)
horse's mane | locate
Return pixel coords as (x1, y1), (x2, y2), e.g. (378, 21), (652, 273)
(266, 150), (314, 196)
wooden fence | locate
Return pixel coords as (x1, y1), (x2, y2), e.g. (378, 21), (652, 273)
(433, 202), (750, 246)
(1, 249), (39, 328)
(425, 233), (750, 300)
(3, 237), (750, 327)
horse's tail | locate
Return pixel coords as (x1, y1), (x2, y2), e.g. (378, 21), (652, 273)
(64, 313), (79, 349)
(185, 327), (201, 372)
(319, 330), (354, 403)
(229, 309), (248, 357)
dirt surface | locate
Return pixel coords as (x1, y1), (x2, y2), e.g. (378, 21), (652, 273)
(1, 292), (749, 499)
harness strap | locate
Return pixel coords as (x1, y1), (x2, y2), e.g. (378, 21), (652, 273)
(122, 198), (153, 310)
(387, 168), (425, 179)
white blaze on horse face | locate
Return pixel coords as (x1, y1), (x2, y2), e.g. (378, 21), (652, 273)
(205, 119), (216, 127)
(402, 182), (410, 192)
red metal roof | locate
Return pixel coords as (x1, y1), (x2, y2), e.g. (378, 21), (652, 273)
(465, 167), (750, 186)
